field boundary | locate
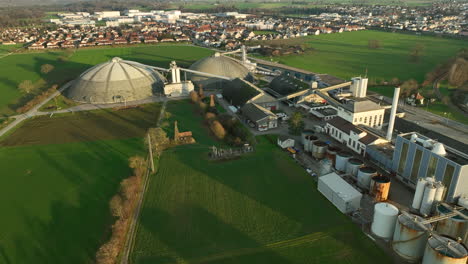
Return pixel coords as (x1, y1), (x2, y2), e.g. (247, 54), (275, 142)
(121, 99), (168, 264)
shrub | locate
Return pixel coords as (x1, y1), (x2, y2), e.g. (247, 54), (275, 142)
(190, 90), (199, 103)
(205, 112), (216, 121)
(210, 120), (226, 139)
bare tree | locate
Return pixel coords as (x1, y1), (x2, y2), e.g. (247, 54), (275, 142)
(368, 39), (381, 49)
(18, 80), (33, 94)
(189, 90), (199, 103)
(145, 128), (170, 158)
(40, 64), (54, 74)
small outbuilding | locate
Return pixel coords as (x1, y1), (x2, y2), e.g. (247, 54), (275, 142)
(240, 103), (278, 131)
(318, 172), (362, 213)
(277, 135), (295, 149)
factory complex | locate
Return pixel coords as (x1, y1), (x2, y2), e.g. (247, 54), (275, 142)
(15, 44), (467, 264)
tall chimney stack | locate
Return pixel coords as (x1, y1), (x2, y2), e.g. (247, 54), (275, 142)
(386, 87), (400, 141)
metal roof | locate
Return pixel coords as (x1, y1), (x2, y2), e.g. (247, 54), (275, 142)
(67, 57), (166, 104)
(189, 53), (252, 88)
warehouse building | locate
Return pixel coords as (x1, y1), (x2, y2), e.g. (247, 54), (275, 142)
(189, 53), (253, 89)
(67, 57), (166, 104)
(222, 78), (279, 110)
(392, 132), (468, 202)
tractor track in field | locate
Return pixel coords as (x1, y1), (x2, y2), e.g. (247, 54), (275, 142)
(150, 232), (330, 264)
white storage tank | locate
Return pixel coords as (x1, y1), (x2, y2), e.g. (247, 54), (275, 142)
(335, 151), (352, 172)
(357, 166), (377, 190)
(412, 177), (428, 210)
(312, 141), (328, 159)
(436, 204), (468, 247)
(346, 158), (363, 178)
(422, 236), (467, 264)
(420, 183), (437, 216)
(371, 203), (399, 240)
(393, 213), (431, 262)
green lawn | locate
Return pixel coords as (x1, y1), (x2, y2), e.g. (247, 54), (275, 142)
(0, 137), (145, 264)
(254, 30), (279, 35)
(0, 44), (23, 54)
(258, 30), (466, 83)
(0, 45), (213, 117)
(131, 100), (391, 264)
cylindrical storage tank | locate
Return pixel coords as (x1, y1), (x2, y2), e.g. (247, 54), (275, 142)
(304, 135), (318, 152)
(371, 203), (399, 240)
(432, 182), (445, 212)
(436, 204), (468, 247)
(412, 177), (428, 210)
(326, 145), (341, 165)
(370, 175), (391, 202)
(335, 151), (352, 172)
(422, 236), (467, 264)
(357, 166), (377, 190)
(312, 141), (327, 159)
(459, 196), (468, 210)
(420, 183), (437, 216)
(393, 213), (431, 262)
(346, 158), (363, 178)
(301, 130), (314, 146)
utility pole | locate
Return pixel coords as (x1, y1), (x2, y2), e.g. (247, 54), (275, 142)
(147, 133), (155, 173)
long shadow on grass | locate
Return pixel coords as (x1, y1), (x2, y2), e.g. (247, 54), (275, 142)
(136, 205), (293, 264)
(3, 141), (136, 264)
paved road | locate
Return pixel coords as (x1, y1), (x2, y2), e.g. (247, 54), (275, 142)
(367, 92), (468, 145)
(0, 82), (72, 138)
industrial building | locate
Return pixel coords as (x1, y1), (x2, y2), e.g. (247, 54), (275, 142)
(318, 172), (362, 213)
(392, 132), (468, 202)
(325, 116), (386, 155)
(67, 57), (166, 104)
(222, 78), (279, 110)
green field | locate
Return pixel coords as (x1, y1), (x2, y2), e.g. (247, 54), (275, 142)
(258, 30), (466, 83)
(132, 100), (391, 264)
(0, 45), (213, 117)
(0, 103), (162, 264)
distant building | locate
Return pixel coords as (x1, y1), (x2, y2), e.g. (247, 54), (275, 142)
(392, 132), (468, 202)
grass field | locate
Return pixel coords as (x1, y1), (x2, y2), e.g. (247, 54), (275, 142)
(0, 103), (163, 264)
(0, 45), (213, 117)
(0, 138), (145, 264)
(1, 103), (161, 146)
(131, 100), (391, 264)
(258, 30), (466, 83)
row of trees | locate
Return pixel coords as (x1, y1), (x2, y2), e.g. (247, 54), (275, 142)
(95, 156), (147, 264)
(190, 89), (254, 146)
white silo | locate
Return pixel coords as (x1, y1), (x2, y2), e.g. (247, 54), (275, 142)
(422, 236), (467, 264)
(393, 213), (431, 262)
(371, 203), (399, 240)
(432, 182), (445, 212)
(420, 183), (437, 216)
(335, 151), (352, 172)
(412, 177), (428, 210)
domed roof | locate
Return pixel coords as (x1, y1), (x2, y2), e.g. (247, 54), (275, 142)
(189, 53), (252, 88)
(67, 57), (166, 104)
